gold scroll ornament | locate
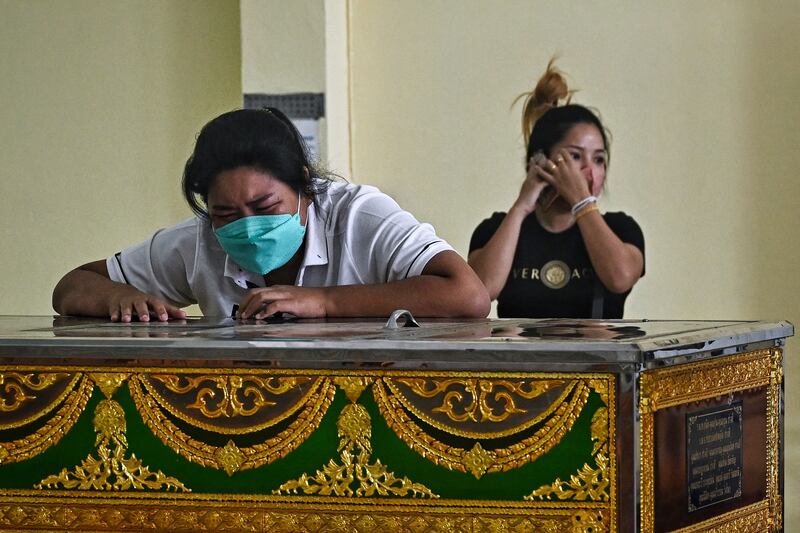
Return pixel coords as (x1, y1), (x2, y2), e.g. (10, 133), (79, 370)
(525, 407), (610, 501)
(35, 373), (188, 492)
(374, 375), (603, 479)
(273, 376), (438, 498)
(0, 371), (618, 532)
(0, 371), (91, 465)
(130, 372), (335, 475)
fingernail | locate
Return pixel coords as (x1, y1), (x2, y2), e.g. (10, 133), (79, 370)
(160, 313), (168, 321)
(141, 315), (150, 322)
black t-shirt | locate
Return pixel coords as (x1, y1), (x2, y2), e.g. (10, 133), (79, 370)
(469, 211), (645, 319)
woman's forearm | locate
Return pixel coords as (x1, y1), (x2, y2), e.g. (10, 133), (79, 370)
(236, 251), (490, 320)
(326, 251), (490, 318)
(53, 261), (186, 322)
(52, 265), (125, 317)
(468, 207), (528, 299)
(576, 211), (643, 293)
(322, 276), (488, 318)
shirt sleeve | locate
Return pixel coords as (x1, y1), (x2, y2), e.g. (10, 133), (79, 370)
(342, 188), (454, 282)
(604, 211), (646, 276)
(105, 221), (197, 307)
(469, 212), (506, 253)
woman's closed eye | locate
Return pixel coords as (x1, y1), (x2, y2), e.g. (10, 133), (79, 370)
(254, 202), (281, 215)
(248, 194), (282, 214)
(212, 211), (238, 223)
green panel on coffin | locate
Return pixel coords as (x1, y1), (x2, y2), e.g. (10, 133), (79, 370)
(0, 390), (101, 489)
(1, 380), (604, 501)
(121, 385), (347, 494)
(363, 389), (604, 500)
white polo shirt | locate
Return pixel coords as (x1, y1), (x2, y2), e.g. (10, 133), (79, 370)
(106, 181), (453, 316)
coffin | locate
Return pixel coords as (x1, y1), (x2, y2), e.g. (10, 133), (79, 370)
(0, 315), (791, 532)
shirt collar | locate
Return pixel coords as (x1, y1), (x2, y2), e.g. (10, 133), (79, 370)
(301, 201), (328, 267)
(223, 256), (265, 289)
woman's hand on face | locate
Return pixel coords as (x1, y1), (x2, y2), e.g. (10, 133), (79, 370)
(512, 157), (551, 215)
(535, 148), (592, 207)
(107, 285), (186, 323)
(237, 286), (328, 319)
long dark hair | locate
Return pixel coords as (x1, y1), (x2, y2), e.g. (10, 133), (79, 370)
(182, 107), (333, 218)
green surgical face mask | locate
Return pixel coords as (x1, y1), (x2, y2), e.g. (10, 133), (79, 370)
(214, 195), (305, 274)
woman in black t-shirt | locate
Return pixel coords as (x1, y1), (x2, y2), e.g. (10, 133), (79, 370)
(468, 61), (645, 319)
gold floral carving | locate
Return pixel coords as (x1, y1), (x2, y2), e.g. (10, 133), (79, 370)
(639, 400), (655, 532)
(0, 371), (66, 396)
(215, 440), (247, 476)
(150, 374), (308, 419)
(0, 374), (92, 465)
(587, 378), (609, 409)
(639, 349), (782, 532)
(35, 398), (189, 492)
(374, 377), (595, 477)
(395, 377), (563, 423)
(478, 511), (610, 533)
(0, 372), (77, 429)
(385, 377), (582, 440)
(334, 376), (373, 402)
(671, 499), (771, 532)
(526, 453), (610, 502)
(0, 500), (613, 532)
(274, 401), (437, 498)
(639, 349), (773, 413)
(462, 443), (494, 479)
(129, 375), (335, 473)
(90, 372), (129, 399)
(571, 509), (608, 533)
(524, 389), (614, 525)
(767, 349), (782, 530)
(140, 374), (318, 435)
(590, 407), (608, 456)
(0, 379), (32, 412)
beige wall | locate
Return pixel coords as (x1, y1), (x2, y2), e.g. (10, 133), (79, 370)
(349, 1), (800, 321)
(241, 0), (325, 94)
(348, 0), (800, 527)
(240, 0), (348, 172)
(0, 0), (242, 315)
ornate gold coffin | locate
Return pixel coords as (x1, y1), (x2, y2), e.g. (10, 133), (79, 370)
(0, 316), (791, 532)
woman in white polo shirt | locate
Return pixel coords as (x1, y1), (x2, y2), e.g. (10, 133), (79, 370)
(53, 108), (489, 322)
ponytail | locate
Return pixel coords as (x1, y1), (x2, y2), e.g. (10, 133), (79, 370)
(515, 58), (575, 146)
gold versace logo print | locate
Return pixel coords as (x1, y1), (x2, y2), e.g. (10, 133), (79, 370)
(541, 260), (570, 289)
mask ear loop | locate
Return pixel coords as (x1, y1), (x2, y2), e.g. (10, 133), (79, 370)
(296, 191), (306, 227)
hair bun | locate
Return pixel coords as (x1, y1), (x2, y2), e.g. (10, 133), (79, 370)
(517, 58), (574, 144)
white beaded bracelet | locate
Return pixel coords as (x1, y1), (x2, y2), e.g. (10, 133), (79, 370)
(571, 196), (598, 216)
